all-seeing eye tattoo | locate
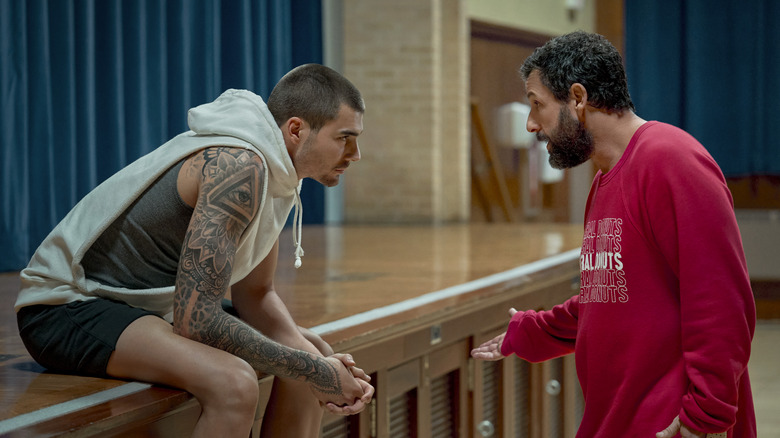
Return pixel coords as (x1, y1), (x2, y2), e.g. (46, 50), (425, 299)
(176, 147), (260, 305)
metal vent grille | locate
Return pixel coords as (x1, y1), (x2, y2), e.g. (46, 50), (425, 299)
(514, 359), (530, 437)
(431, 371), (457, 438)
(320, 417), (350, 438)
(482, 360), (501, 433)
(389, 389), (417, 438)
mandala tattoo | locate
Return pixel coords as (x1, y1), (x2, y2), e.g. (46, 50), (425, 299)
(173, 147), (344, 396)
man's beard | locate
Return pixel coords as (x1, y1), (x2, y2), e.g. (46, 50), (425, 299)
(537, 107), (594, 169)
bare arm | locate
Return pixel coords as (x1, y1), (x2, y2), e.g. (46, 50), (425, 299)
(173, 147), (359, 404)
(231, 241), (318, 351)
(231, 238), (373, 413)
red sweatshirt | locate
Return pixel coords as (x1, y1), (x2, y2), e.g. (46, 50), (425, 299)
(501, 122), (756, 437)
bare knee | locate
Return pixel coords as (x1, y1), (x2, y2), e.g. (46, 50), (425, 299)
(199, 357), (259, 418)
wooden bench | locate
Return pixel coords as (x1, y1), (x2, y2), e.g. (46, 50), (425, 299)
(1, 223), (584, 437)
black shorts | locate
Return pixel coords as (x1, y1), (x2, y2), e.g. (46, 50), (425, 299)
(16, 299), (161, 377)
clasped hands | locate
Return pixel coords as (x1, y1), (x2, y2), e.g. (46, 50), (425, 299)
(297, 326), (373, 415)
(317, 353), (374, 416)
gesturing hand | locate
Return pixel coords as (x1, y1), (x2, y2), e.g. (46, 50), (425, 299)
(470, 308), (517, 361)
(656, 415), (712, 438)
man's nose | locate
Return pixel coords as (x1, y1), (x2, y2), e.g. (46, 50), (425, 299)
(347, 141), (361, 162)
(526, 115), (540, 134)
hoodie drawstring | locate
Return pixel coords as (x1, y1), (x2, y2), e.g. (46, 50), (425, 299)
(292, 188), (304, 268)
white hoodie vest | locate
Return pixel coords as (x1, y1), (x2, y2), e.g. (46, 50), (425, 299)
(15, 89), (301, 321)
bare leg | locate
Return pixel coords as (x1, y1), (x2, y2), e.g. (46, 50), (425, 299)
(106, 316), (260, 438)
(259, 376), (324, 438)
(258, 327), (328, 438)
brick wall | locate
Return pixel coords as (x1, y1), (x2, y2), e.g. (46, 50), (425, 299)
(342, 0), (469, 223)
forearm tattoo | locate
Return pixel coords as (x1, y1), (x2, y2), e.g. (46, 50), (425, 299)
(174, 147), (343, 395)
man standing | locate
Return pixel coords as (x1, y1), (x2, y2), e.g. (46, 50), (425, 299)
(17, 64), (373, 437)
(471, 32), (755, 438)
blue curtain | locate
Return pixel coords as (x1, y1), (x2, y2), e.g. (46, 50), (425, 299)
(0, 0), (323, 272)
(625, 0), (780, 178)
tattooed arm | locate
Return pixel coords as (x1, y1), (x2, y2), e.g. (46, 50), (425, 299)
(231, 240), (321, 352)
(231, 240), (374, 414)
(173, 146), (363, 407)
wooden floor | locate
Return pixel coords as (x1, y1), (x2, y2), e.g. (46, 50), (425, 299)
(1, 223), (777, 437)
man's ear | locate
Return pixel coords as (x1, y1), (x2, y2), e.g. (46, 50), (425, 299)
(570, 83), (588, 119)
(285, 117), (306, 145)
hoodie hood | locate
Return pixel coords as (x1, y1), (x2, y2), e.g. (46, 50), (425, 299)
(187, 89), (299, 198)
(188, 89), (306, 269)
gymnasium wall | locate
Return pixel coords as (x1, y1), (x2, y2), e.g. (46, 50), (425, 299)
(337, 0), (597, 224)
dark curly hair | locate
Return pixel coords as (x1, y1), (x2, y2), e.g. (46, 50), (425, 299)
(520, 31), (634, 112)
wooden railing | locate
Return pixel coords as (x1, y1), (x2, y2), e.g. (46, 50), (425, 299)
(315, 258), (583, 438)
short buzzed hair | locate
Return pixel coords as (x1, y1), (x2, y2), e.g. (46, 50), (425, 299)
(267, 64), (365, 131)
(520, 31), (634, 112)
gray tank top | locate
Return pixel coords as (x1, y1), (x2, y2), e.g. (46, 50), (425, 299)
(82, 159), (193, 289)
